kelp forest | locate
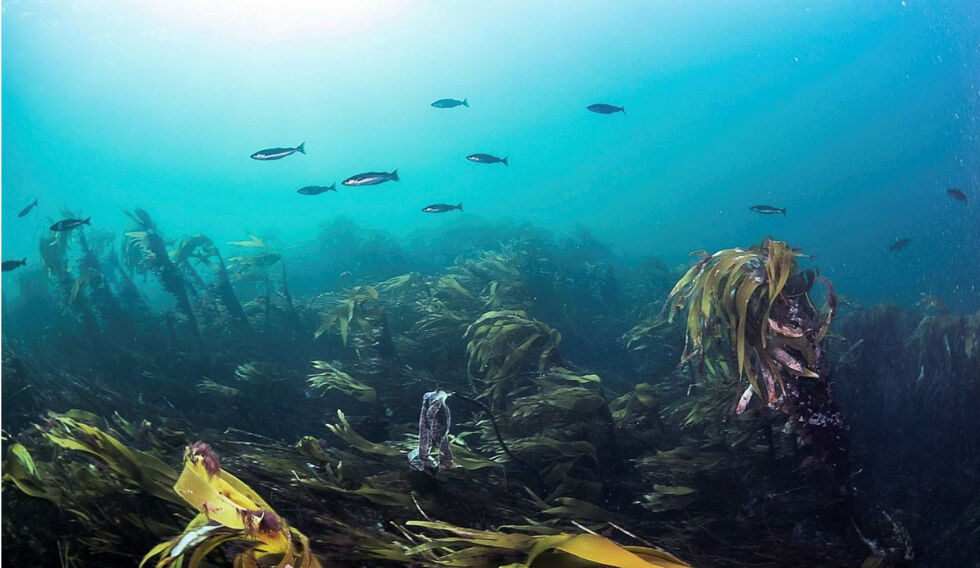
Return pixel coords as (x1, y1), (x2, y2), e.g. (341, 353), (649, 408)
(2, 213), (977, 567)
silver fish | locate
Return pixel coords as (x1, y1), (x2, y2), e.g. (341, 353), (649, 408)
(466, 154), (508, 166)
(750, 205), (786, 216)
(251, 142), (305, 160)
(422, 203), (463, 213)
(50, 217), (91, 231)
(342, 170), (399, 186)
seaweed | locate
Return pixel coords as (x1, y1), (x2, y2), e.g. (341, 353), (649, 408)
(172, 233), (253, 341)
(123, 209), (205, 355)
(464, 310), (563, 408)
(307, 360), (377, 402)
(142, 442), (322, 568)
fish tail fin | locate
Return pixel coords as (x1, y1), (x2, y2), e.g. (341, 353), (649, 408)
(22, 258), (27, 265)
(32, 198), (38, 206)
(83, 216), (91, 225)
(781, 208), (787, 216)
(502, 157), (508, 167)
(391, 169), (399, 181)
(457, 202), (463, 211)
(462, 98), (469, 107)
(329, 183), (337, 192)
(296, 142), (306, 154)
(620, 106), (626, 115)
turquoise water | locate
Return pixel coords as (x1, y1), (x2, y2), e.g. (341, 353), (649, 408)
(3, 1), (978, 309)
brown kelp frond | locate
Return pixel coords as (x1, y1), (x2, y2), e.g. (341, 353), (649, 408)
(1, 443), (63, 505)
(41, 412), (182, 505)
(464, 310), (563, 407)
(142, 442), (321, 568)
(171, 233), (251, 337)
(123, 209), (204, 352)
(325, 409), (402, 457)
(195, 378), (241, 398)
(904, 309), (980, 388)
(373, 271), (427, 303)
(666, 239), (830, 410)
(234, 360), (291, 384)
(307, 360), (377, 402)
(314, 284), (383, 344)
(404, 520), (692, 568)
(451, 248), (532, 310)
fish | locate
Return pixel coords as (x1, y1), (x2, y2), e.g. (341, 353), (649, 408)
(342, 170), (399, 186)
(587, 103), (625, 115)
(228, 234), (267, 248)
(2, 259), (27, 272)
(750, 205), (786, 216)
(889, 238), (911, 251)
(297, 184), (337, 195)
(947, 188), (967, 203)
(18, 199), (38, 218)
(466, 154), (508, 166)
(431, 98), (468, 108)
(422, 203), (463, 213)
(250, 142), (306, 160)
(50, 217), (91, 231)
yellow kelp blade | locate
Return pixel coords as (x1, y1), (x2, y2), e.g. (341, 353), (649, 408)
(526, 534), (690, 568)
(174, 455), (261, 530)
(405, 521), (690, 568)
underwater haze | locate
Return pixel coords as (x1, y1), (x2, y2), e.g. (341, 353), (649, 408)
(3, 0), (978, 309)
(3, 2), (980, 568)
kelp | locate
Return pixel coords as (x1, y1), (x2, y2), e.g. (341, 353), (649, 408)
(171, 233), (252, 340)
(141, 442), (322, 568)
(37, 220), (104, 343)
(195, 378), (241, 398)
(40, 412), (182, 505)
(666, 239), (833, 410)
(403, 520), (691, 568)
(315, 285), (385, 346)
(307, 360), (377, 402)
(234, 361), (291, 385)
(123, 209), (204, 355)
(464, 310), (563, 407)
(325, 409), (402, 457)
(2, 443), (62, 504)
(451, 248), (532, 311)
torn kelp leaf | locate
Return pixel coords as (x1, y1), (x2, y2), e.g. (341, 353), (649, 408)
(408, 390), (456, 472)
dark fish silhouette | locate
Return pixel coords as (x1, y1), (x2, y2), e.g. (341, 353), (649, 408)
(50, 217), (90, 231)
(750, 205), (786, 216)
(466, 154), (508, 166)
(422, 203), (463, 213)
(2, 259), (26, 272)
(342, 170), (399, 186)
(947, 188), (967, 203)
(889, 238), (911, 251)
(250, 142), (306, 160)
(18, 199), (38, 218)
(297, 184), (336, 195)
(432, 98), (468, 108)
(587, 103), (625, 115)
